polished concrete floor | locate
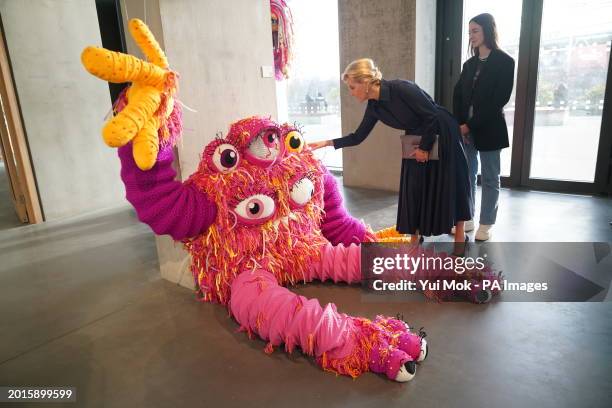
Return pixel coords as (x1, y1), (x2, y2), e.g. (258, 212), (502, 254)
(1, 182), (611, 408)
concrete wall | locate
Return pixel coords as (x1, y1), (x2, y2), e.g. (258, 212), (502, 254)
(121, 0), (165, 68)
(0, 0), (125, 220)
(159, 0), (277, 175)
(121, 0), (277, 287)
(338, 0), (436, 191)
(415, 0), (437, 96)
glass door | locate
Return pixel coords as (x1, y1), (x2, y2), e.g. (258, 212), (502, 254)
(526, 0), (612, 184)
(450, 0), (612, 193)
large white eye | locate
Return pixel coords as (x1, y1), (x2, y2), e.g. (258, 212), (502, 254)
(212, 143), (240, 173)
(246, 129), (282, 164)
(290, 177), (315, 207)
(234, 194), (276, 224)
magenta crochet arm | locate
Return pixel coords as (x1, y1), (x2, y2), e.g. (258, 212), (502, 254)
(320, 170), (367, 246)
(118, 144), (217, 240)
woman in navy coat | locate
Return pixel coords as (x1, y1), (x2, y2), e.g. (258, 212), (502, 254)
(310, 59), (473, 252)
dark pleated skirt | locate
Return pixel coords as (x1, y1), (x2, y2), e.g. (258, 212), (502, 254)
(396, 109), (473, 236)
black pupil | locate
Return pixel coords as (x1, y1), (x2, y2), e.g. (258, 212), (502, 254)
(268, 133), (276, 143)
(220, 149), (237, 167)
(248, 202), (260, 215)
(289, 136), (301, 149)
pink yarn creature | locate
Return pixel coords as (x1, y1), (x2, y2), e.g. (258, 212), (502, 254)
(118, 114), (428, 382)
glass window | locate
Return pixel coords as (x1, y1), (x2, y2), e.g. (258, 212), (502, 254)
(529, 0), (612, 182)
(276, 0), (342, 169)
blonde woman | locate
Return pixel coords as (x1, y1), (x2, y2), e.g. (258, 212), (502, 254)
(310, 59), (473, 253)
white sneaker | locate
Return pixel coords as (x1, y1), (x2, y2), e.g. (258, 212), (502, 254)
(451, 219), (474, 234)
(475, 224), (492, 241)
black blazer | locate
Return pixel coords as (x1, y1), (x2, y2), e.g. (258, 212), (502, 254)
(453, 49), (515, 151)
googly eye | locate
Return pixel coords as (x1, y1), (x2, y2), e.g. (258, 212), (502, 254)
(289, 177), (315, 207)
(234, 194), (276, 224)
(284, 131), (304, 153)
(211, 143), (240, 173)
(246, 128), (282, 164)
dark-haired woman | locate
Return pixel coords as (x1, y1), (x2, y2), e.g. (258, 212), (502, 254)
(453, 13), (515, 241)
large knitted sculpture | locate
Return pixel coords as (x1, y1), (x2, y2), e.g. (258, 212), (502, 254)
(117, 113), (426, 382)
(82, 19), (499, 382)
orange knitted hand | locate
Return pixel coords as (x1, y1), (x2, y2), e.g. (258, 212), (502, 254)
(81, 18), (176, 170)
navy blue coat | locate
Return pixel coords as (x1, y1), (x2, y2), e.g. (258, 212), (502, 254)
(332, 79), (440, 152)
(332, 79), (473, 235)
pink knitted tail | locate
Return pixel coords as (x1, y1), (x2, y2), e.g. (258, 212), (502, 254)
(229, 269), (422, 379)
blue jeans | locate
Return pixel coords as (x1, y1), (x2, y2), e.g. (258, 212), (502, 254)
(464, 135), (501, 225)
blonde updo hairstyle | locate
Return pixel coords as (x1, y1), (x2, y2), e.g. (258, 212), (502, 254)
(342, 58), (382, 87)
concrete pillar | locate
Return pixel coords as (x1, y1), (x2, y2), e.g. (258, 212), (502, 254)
(338, 0), (436, 192)
(121, 0), (277, 287)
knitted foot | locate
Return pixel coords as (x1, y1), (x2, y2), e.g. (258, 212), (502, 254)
(357, 316), (427, 381)
(317, 322), (415, 381)
(374, 316), (428, 363)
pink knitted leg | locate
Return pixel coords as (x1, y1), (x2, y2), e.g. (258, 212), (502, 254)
(304, 243), (361, 284)
(229, 269), (416, 380)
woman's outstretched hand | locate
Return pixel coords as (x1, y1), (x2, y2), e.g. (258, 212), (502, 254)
(308, 140), (333, 151)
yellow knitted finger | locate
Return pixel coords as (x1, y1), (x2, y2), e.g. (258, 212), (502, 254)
(128, 18), (168, 69)
(376, 236), (413, 243)
(81, 46), (167, 88)
(102, 84), (161, 147)
(374, 226), (406, 239)
(132, 115), (160, 170)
